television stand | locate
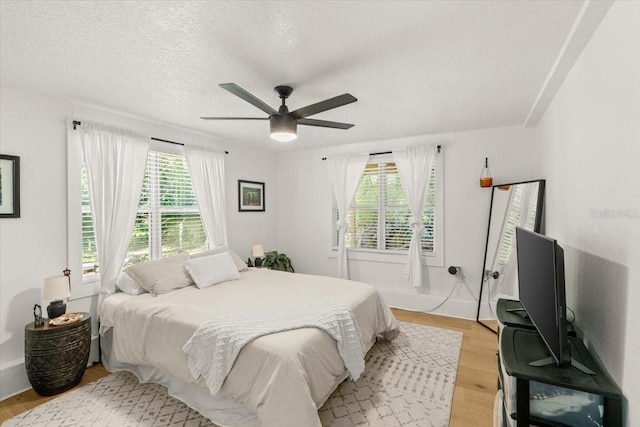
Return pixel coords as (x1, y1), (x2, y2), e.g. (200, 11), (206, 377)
(504, 307), (529, 319)
(500, 326), (622, 426)
(529, 356), (596, 375)
(496, 299), (535, 329)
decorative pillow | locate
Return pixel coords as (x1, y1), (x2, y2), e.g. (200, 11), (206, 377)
(185, 252), (241, 289)
(190, 246), (248, 272)
(124, 252), (193, 296)
(115, 270), (147, 295)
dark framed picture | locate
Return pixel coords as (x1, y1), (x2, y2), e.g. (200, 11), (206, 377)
(0, 154), (20, 218)
(238, 180), (265, 212)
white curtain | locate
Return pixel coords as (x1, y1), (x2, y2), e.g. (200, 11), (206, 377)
(185, 146), (228, 248)
(80, 122), (149, 300)
(392, 145), (437, 288)
(327, 153), (369, 279)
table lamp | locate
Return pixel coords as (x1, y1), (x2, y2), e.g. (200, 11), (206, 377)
(42, 274), (70, 319)
(252, 244), (265, 267)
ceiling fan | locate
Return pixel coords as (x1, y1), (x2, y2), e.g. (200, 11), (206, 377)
(201, 83), (357, 142)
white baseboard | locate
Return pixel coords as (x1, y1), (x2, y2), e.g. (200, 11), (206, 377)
(0, 360), (31, 401)
(380, 289), (480, 319)
(0, 334), (100, 401)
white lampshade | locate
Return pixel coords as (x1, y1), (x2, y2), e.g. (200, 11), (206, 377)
(252, 244), (265, 258)
(42, 275), (70, 301)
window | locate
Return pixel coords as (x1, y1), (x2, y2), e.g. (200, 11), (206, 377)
(333, 154), (443, 265)
(81, 149), (207, 278)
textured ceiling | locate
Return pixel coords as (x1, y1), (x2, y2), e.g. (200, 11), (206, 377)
(0, 1), (608, 151)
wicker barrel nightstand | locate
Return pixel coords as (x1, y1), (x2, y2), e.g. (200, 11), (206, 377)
(24, 312), (91, 396)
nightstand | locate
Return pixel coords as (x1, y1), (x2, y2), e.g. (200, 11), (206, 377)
(24, 312), (91, 396)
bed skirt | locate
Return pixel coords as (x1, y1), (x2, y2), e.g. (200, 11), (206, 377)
(101, 328), (269, 427)
(100, 328), (351, 427)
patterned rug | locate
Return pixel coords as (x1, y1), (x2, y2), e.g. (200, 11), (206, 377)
(3, 322), (462, 427)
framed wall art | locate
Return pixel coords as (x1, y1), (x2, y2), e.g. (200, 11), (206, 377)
(238, 180), (265, 212)
(0, 154), (20, 218)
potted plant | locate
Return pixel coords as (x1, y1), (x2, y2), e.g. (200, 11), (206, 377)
(261, 251), (295, 272)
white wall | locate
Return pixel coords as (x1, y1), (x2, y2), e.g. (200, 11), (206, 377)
(0, 87), (278, 399)
(534, 1), (640, 424)
(276, 125), (537, 319)
(0, 88), (75, 397)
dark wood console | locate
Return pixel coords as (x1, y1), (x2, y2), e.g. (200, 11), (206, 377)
(497, 299), (622, 427)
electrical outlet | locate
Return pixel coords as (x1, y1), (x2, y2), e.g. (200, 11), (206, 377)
(448, 266), (462, 275)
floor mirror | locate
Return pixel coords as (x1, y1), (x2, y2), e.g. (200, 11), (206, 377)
(475, 179), (546, 333)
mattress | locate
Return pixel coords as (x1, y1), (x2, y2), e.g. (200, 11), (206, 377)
(99, 268), (399, 427)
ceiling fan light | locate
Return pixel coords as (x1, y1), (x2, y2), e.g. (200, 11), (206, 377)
(270, 115), (297, 142)
(271, 131), (297, 142)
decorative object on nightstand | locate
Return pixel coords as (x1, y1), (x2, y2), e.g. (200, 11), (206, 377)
(246, 257), (254, 268)
(252, 244), (264, 267)
(42, 269), (71, 319)
(479, 157), (493, 187)
(33, 304), (44, 327)
(25, 312), (91, 396)
(49, 312), (83, 326)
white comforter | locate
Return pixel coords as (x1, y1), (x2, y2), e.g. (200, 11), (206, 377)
(100, 268), (399, 427)
(183, 303), (366, 396)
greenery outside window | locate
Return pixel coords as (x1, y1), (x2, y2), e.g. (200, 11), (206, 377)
(82, 150), (207, 278)
(332, 154), (442, 265)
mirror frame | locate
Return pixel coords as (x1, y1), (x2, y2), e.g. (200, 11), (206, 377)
(475, 179), (546, 333)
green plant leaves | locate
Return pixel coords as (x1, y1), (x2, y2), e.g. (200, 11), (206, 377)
(261, 251), (294, 272)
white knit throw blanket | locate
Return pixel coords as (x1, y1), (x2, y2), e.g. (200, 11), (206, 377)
(182, 303), (366, 395)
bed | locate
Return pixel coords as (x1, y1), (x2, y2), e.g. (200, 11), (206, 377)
(99, 265), (399, 427)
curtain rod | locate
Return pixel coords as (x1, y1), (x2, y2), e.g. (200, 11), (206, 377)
(72, 120), (228, 154)
(321, 144), (441, 160)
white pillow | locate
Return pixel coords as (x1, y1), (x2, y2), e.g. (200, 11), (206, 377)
(125, 252), (193, 296)
(190, 246), (249, 272)
(185, 252), (241, 289)
(115, 271), (147, 295)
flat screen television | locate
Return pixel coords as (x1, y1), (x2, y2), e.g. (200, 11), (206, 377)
(515, 227), (593, 374)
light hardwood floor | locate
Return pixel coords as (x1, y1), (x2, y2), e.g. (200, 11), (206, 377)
(0, 309), (498, 426)
(0, 361), (109, 423)
(391, 309), (499, 427)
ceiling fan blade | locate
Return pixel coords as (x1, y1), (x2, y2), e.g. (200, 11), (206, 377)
(298, 118), (354, 129)
(200, 117), (268, 120)
(291, 94), (357, 118)
(219, 83), (279, 116)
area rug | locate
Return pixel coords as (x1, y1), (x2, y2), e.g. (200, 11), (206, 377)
(3, 321), (462, 427)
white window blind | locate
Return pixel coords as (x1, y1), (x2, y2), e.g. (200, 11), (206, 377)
(81, 150), (207, 276)
(334, 160), (437, 254)
(497, 184), (538, 264)
(81, 164), (97, 275)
